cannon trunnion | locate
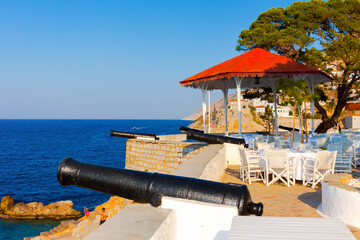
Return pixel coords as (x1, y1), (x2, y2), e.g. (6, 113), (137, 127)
(57, 157), (263, 216)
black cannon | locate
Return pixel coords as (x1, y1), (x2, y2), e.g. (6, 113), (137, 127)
(186, 130), (248, 148)
(279, 125), (299, 132)
(110, 130), (159, 140)
(179, 126), (204, 133)
(57, 157), (263, 216)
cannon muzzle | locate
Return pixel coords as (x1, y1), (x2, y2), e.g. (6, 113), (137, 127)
(57, 157), (263, 216)
(186, 130), (248, 147)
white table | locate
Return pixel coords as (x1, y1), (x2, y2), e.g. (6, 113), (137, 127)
(228, 216), (356, 240)
(259, 149), (316, 180)
(287, 149), (316, 180)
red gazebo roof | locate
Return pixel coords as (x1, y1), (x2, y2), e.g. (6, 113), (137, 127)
(180, 48), (332, 89)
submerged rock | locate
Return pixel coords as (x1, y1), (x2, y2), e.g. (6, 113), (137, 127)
(0, 196), (82, 219)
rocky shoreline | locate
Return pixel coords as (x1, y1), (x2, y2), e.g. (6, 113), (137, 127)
(25, 196), (131, 240)
(0, 196), (82, 220)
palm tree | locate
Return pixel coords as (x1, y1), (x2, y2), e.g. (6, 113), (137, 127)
(277, 78), (313, 143)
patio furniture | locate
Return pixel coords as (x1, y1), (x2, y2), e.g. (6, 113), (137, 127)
(264, 149), (294, 187)
(274, 136), (290, 148)
(327, 143), (351, 173)
(257, 142), (275, 151)
(316, 137), (328, 148)
(239, 148), (264, 184)
(228, 216), (356, 240)
(287, 150), (317, 180)
(302, 150), (337, 188)
(342, 141), (356, 168)
(292, 142), (309, 151)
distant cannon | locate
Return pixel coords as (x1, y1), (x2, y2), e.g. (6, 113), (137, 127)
(279, 125), (299, 132)
(179, 126), (204, 133)
(186, 130), (248, 148)
(57, 157), (263, 216)
(110, 130), (159, 140)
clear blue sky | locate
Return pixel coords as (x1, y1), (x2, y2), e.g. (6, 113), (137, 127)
(0, 0), (300, 119)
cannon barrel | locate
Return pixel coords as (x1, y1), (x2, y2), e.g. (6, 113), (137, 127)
(110, 130), (159, 140)
(179, 126), (204, 133)
(186, 130), (248, 147)
(279, 125), (299, 132)
(57, 157), (263, 216)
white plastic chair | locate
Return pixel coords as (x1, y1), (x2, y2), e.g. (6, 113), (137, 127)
(328, 143), (352, 173)
(342, 141), (356, 168)
(316, 137), (327, 149)
(257, 142), (275, 151)
(327, 143), (342, 152)
(239, 148), (265, 184)
(292, 142), (309, 151)
(302, 151), (337, 188)
(264, 149), (294, 187)
(275, 136), (290, 148)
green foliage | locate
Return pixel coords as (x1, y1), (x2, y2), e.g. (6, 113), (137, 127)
(243, 90), (261, 99)
(260, 105), (273, 121)
(249, 105), (256, 112)
(249, 105), (264, 126)
(260, 105), (274, 134)
(276, 77), (312, 108)
(243, 88), (274, 103)
(237, 0), (360, 133)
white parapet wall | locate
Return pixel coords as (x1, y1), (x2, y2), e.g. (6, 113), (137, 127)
(83, 204), (177, 240)
(224, 143), (243, 165)
(84, 138), (233, 240)
(161, 197), (238, 240)
(172, 144), (226, 181)
(321, 173), (360, 229)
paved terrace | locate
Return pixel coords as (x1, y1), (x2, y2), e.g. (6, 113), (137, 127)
(220, 165), (360, 239)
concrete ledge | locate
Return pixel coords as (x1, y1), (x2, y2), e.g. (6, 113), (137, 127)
(157, 134), (187, 141)
(322, 173), (360, 228)
(172, 144), (225, 180)
(83, 204), (176, 240)
(161, 197), (237, 240)
(224, 143), (244, 165)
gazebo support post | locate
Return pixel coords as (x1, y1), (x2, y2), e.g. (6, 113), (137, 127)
(197, 83), (208, 133)
(270, 78), (279, 137)
(221, 87), (229, 136)
(201, 88), (207, 133)
(310, 81), (315, 135)
(208, 90), (211, 133)
(235, 76), (243, 137)
(305, 76), (316, 136)
(298, 107), (302, 138)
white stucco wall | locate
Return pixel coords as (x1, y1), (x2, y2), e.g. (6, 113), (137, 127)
(345, 116), (360, 129)
(198, 145), (227, 181)
(172, 144), (226, 181)
(161, 197), (237, 240)
(322, 182), (360, 228)
(83, 204), (177, 240)
(225, 143), (244, 165)
(84, 141), (232, 240)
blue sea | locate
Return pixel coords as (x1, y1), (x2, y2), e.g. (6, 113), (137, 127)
(0, 119), (191, 240)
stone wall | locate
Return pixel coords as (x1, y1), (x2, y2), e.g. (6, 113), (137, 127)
(278, 117), (322, 130)
(125, 139), (208, 174)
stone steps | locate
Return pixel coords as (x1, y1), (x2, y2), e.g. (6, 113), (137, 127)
(38, 219), (80, 239)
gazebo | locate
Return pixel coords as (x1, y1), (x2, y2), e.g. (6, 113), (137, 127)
(180, 48), (332, 136)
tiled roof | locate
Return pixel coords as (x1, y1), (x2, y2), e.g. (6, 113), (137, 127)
(345, 103), (360, 111)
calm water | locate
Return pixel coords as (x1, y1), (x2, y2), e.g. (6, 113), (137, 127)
(0, 119), (191, 240)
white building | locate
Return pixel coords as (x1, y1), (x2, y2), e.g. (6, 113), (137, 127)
(344, 115), (360, 129)
(228, 98), (247, 110)
(255, 106), (266, 114)
(251, 98), (268, 107)
(267, 104), (291, 117)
